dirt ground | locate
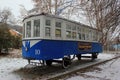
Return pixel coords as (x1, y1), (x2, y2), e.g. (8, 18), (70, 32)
(0, 49), (22, 58)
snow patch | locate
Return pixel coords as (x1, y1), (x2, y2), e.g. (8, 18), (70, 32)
(67, 54), (120, 80)
(24, 64), (37, 68)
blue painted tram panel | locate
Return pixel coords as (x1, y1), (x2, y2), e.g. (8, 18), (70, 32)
(22, 39), (102, 60)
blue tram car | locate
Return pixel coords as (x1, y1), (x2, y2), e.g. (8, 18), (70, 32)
(22, 13), (102, 68)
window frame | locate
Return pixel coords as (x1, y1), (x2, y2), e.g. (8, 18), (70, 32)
(55, 22), (61, 28)
(55, 29), (61, 37)
(23, 23), (25, 38)
(66, 23), (72, 39)
(66, 30), (71, 38)
(55, 21), (62, 38)
(45, 27), (51, 37)
(33, 19), (40, 37)
(45, 19), (52, 37)
(72, 32), (77, 39)
(26, 21), (31, 38)
(45, 19), (51, 26)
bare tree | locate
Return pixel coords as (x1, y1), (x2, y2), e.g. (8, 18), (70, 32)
(32, 0), (76, 16)
(0, 8), (12, 23)
(32, 0), (52, 13)
(78, 0), (120, 46)
(0, 8), (16, 24)
(17, 5), (29, 25)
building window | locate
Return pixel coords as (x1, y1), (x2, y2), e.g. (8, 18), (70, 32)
(26, 21), (31, 37)
(45, 20), (51, 26)
(55, 29), (61, 37)
(45, 27), (51, 37)
(34, 19), (40, 37)
(55, 22), (61, 28)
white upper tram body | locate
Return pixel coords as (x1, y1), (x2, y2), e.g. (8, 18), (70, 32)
(23, 13), (102, 42)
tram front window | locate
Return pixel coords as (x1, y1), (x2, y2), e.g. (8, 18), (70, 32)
(26, 21), (31, 38)
(34, 19), (40, 37)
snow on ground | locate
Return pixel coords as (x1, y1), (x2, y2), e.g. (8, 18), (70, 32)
(98, 53), (117, 59)
(0, 58), (27, 80)
(0, 53), (119, 80)
(72, 53), (116, 61)
(66, 55), (120, 80)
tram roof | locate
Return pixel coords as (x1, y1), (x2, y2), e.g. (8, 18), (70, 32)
(23, 13), (101, 32)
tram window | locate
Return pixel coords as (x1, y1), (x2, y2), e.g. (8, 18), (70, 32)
(82, 34), (85, 40)
(79, 27), (81, 31)
(78, 33), (82, 39)
(45, 20), (51, 26)
(93, 31), (96, 41)
(96, 31), (98, 41)
(45, 27), (51, 36)
(34, 19), (40, 37)
(82, 28), (85, 33)
(89, 30), (92, 38)
(77, 27), (80, 33)
(72, 32), (76, 39)
(72, 26), (76, 30)
(26, 21), (31, 37)
(66, 24), (71, 30)
(55, 29), (61, 37)
(66, 31), (71, 38)
(55, 22), (61, 28)
(86, 34), (89, 40)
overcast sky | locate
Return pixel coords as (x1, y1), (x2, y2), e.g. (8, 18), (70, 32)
(0, 0), (33, 18)
(0, 0), (90, 25)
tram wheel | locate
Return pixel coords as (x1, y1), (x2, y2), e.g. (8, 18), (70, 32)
(91, 53), (98, 60)
(62, 57), (71, 69)
(46, 60), (53, 66)
(28, 59), (31, 64)
(76, 54), (81, 60)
